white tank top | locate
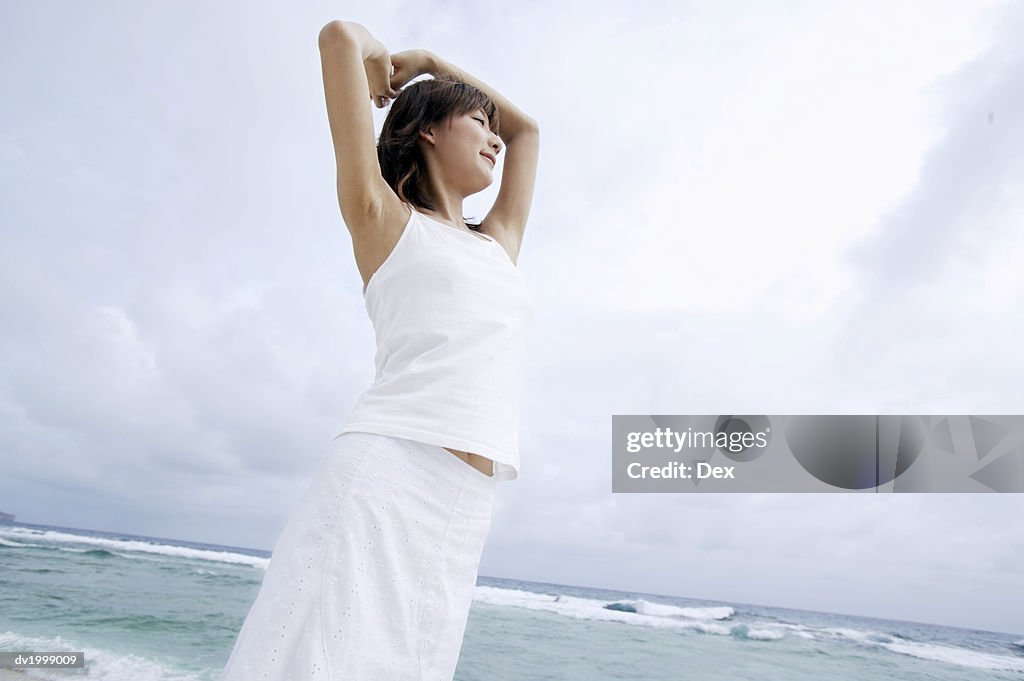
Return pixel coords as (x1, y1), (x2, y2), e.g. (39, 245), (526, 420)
(336, 203), (535, 481)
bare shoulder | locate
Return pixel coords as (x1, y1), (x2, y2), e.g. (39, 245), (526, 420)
(349, 192), (414, 292)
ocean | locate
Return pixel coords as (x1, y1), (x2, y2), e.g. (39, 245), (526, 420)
(1, 521), (1021, 680)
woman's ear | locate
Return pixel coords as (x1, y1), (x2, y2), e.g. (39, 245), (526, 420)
(418, 127), (435, 146)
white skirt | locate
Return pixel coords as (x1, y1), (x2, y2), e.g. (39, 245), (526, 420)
(219, 431), (498, 681)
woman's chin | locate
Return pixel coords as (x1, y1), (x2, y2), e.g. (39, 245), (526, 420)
(471, 177), (494, 193)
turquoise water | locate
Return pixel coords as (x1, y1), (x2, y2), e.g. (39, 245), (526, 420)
(1, 522), (1021, 680)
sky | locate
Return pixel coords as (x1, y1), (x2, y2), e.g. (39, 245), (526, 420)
(1, 0), (1022, 636)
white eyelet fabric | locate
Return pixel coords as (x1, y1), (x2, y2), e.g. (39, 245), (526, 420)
(219, 431), (497, 681)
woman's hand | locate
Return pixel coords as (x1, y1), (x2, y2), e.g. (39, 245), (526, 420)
(363, 36), (400, 108)
(387, 49), (437, 92)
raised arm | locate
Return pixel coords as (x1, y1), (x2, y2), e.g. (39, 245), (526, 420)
(419, 52), (540, 256)
(317, 21), (400, 231)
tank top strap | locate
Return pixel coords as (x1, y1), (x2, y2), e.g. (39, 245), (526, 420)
(403, 202), (497, 244)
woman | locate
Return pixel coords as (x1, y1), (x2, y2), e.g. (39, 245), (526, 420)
(219, 19), (539, 681)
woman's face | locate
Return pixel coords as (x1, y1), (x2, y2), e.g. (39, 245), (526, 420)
(424, 108), (503, 196)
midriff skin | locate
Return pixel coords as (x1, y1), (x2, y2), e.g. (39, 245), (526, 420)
(444, 447), (495, 477)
